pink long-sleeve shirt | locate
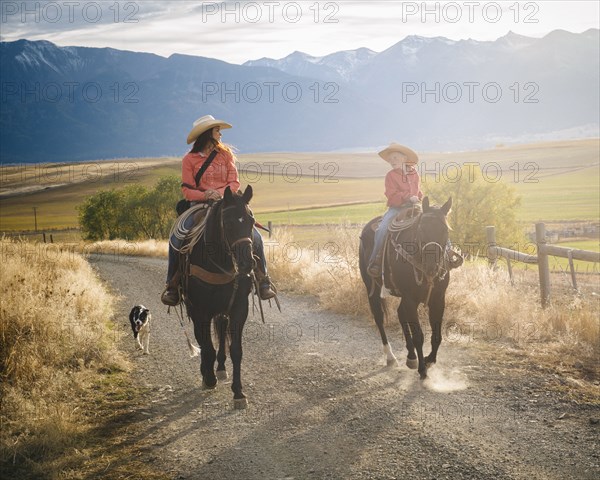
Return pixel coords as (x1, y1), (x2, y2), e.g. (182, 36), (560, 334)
(181, 149), (240, 202)
(384, 167), (423, 207)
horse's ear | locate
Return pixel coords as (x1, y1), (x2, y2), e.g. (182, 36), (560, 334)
(441, 197), (452, 216)
(422, 196), (430, 212)
(224, 186), (234, 203)
(242, 185), (253, 204)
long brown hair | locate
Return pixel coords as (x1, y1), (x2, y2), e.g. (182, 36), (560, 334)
(190, 128), (234, 156)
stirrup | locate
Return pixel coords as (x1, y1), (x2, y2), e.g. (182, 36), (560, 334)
(259, 276), (277, 300)
(161, 286), (181, 306)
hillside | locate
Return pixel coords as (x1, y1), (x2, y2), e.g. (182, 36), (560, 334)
(0, 140), (598, 232)
(1, 30), (598, 162)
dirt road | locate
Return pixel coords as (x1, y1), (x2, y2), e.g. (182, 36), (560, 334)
(91, 254), (599, 480)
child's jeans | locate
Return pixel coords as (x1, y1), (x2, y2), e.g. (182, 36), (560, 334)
(368, 206), (403, 266)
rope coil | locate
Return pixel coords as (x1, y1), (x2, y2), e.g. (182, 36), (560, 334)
(169, 203), (210, 255)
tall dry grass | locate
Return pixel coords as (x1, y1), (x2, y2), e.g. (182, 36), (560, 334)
(76, 238), (168, 258)
(0, 238), (126, 474)
(265, 225), (371, 316)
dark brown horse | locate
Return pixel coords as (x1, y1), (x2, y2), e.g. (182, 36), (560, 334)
(185, 185), (255, 408)
(359, 197), (455, 379)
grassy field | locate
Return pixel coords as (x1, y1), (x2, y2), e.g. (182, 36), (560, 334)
(513, 165), (600, 222)
(1, 139), (598, 232)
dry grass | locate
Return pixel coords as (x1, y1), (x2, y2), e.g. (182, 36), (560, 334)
(266, 226), (371, 317)
(0, 238), (131, 478)
(77, 238), (169, 258)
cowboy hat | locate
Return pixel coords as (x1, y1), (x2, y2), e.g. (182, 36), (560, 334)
(378, 143), (419, 164)
(186, 115), (232, 144)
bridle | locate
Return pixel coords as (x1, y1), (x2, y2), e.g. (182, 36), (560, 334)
(220, 204), (255, 275)
(219, 203), (256, 315)
(390, 211), (449, 303)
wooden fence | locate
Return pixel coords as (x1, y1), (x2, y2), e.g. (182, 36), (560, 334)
(486, 223), (600, 307)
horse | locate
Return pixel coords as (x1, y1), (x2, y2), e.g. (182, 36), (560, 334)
(359, 197), (454, 379)
(184, 185), (255, 409)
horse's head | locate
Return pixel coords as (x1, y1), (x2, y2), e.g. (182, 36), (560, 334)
(221, 185), (256, 276)
(417, 197), (452, 278)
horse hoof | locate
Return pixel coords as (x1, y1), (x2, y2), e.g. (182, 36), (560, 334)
(216, 370), (228, 380)
(419, 371), (428, 380)
(386, 358), (398, 367)
(406, 358), (418, 369)
(233, 397), (248, 410)
(202, 380), (218, 390)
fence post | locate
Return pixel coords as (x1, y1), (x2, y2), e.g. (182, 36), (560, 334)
(268, 221), (272, 239)
(535, 222), (551, 308)
(567, 250), (578, 292)
(486, 226), (496, 267)
(42, 232), (46, 243)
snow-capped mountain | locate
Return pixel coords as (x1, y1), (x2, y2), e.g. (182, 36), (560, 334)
(244, 47), (377, 81)
(1, 29), (598, 162)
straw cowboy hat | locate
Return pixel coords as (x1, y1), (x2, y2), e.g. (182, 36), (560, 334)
(378, 143), (419, 164)
(186, 115), (232, 144)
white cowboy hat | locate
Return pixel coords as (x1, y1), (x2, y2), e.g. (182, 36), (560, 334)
(186, 115), (232, 144)
(378, 142), (419, 164)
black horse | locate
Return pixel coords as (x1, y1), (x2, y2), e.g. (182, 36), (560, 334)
(359, 197), (454, 379)
(185, 185), (255, 408)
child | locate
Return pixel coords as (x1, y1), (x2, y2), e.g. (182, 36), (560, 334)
(367, 143), (423, 277)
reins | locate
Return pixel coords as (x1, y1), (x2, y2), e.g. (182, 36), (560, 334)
(389, 212), (450, 305)
(204, 201), (270, 323)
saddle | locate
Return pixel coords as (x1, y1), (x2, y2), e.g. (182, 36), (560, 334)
(369, 203), (423, 234)
(170, 203), (236, 291)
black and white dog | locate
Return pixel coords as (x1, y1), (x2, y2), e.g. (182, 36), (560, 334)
(129, 305), (151, 355)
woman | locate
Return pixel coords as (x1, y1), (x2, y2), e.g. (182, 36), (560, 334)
(161, 115), (276, 306)
(367, 142), (423, 277)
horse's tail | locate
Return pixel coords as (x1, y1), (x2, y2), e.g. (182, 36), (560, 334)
(211, 314), (230, 355)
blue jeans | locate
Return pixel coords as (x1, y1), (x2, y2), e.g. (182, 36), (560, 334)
(368, 206), (402, 266)
(167, 225), (267, 283)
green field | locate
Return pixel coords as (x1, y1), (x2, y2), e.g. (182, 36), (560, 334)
(1, 139), (598, 233)
(513, 166), (600, 222)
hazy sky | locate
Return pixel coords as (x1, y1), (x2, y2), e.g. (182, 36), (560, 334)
(1, 1), (598, 63)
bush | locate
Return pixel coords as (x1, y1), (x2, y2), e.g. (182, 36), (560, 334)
(78, 176), (181, 240)
(423, 164), (524, 256)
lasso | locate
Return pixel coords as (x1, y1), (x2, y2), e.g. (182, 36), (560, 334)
(169, 203), (210, 254)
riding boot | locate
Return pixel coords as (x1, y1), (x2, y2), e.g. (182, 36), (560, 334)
(251, 228), (277, 300)
(255, 268), (277, 300)
(367, 253), (383, 278)
(161, 253), (182, 306)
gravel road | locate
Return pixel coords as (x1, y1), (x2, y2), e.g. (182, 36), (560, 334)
(90, 254), (599, 480)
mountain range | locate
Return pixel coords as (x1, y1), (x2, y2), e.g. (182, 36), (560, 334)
(1, 29), (598, 163)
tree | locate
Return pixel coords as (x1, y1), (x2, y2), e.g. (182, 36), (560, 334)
(145, 176), (182, 238)
(423, 164), (524, 257)
(77, 190), (124, 240)
(77, 176), (181, 241)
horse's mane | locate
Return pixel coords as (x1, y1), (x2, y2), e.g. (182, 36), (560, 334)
(203, 191), (248, 247)
(204, 200), (224, 249)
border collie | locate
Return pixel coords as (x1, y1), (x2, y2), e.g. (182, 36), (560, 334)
(129, 305), (151, 355)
